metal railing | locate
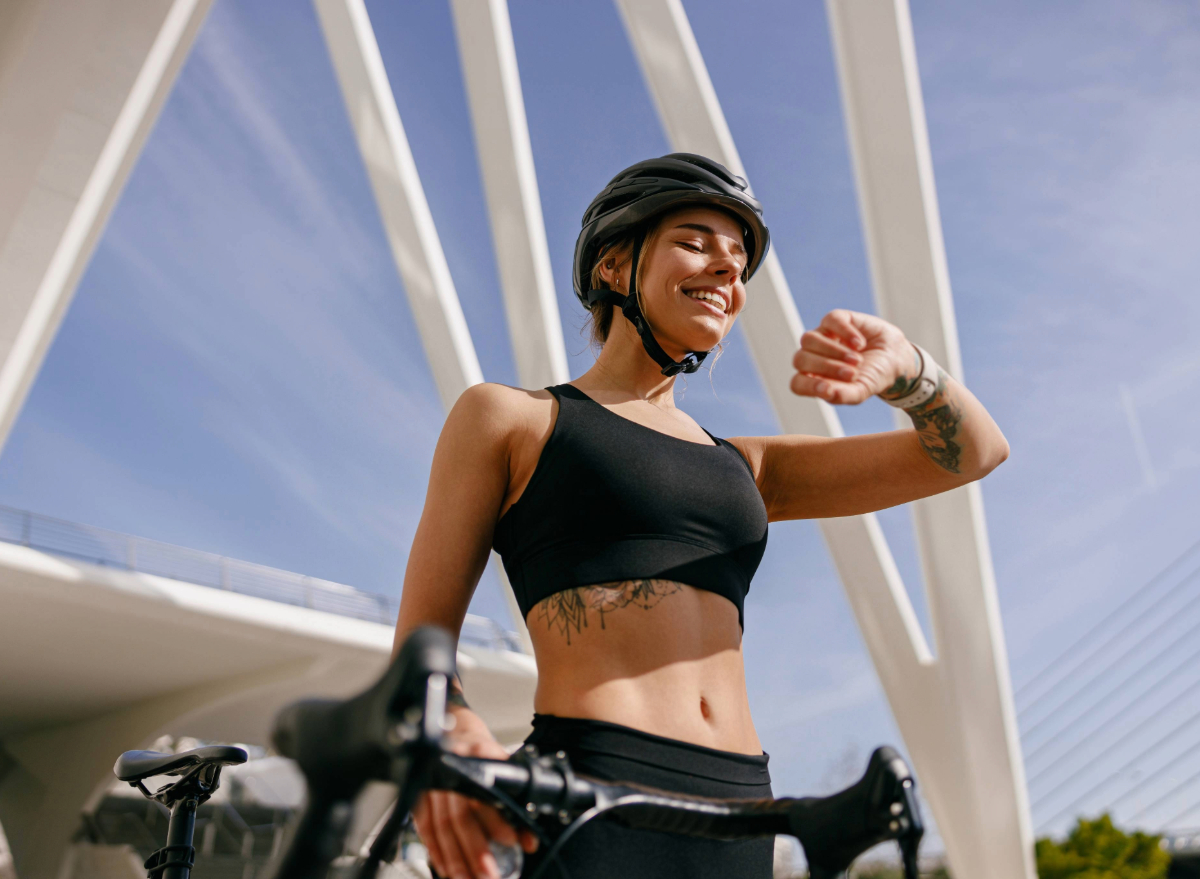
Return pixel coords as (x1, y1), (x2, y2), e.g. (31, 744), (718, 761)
(0, 504), (522, 652)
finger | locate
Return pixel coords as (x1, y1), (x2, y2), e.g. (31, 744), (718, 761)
(448, 795), (501, 879)
(790, 373), (834, 400)
(520, 829), (540, 854)
(427, 793), (464, 879)
(819, 309), (867, 350)
(474, 803), (519, 847)
(413, 796), (447, 877)
(789, 373), (871, 405)
(798, 329), (862, 364)
(431, 792), (474, 879)
(793, 349), (859, 381)
(832, 381), (872, 405)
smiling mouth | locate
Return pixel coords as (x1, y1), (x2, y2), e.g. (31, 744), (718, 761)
(683, 289), (728, 313)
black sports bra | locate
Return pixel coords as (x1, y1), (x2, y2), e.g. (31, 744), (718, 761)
(492, 384), (769, 630)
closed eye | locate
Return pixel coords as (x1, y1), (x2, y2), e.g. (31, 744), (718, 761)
(677, 240), (704, 252)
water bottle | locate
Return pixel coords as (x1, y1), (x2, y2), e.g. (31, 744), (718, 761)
(489, 840), (524, 879)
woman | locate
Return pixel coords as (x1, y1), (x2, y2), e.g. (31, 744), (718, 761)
(395, 154), (1008, 879)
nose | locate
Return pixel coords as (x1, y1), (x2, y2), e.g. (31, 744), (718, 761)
(708, 246), (743, 279)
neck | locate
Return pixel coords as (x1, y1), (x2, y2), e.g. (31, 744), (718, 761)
(577, 319), (680, 405)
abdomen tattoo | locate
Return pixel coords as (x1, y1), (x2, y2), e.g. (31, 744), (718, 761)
(534, 579), (684, 645)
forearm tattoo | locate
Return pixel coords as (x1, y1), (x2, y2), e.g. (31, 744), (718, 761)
(535, 579), (683, 645)
(906, 368), (964, 473)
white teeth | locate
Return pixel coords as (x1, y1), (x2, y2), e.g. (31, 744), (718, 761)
(685, 290), (727, 311)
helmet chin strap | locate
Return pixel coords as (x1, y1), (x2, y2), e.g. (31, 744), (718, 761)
(585, 232), (710, 377)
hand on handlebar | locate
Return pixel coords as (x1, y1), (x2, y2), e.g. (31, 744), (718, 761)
(269, 627), (923, 879)
(413, 712), (538, 879)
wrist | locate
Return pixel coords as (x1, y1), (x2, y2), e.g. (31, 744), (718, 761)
(880, 344), (939, 410)
(445, 708), (502, 749)
(446, 702), (488, 732)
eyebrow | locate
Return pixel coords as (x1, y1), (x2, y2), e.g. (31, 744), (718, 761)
(671, 222), (746, 255)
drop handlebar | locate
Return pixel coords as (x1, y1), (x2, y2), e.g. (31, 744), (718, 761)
(268, 627), (924, 879)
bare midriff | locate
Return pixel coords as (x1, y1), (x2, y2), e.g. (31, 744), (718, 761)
(527, 580), (763, 756)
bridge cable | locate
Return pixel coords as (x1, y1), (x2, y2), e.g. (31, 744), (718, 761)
(1029, 672), (1200, 798)
(1021, 597), (1200, 755)
(1126, 761), (1200, 826)
(1038, 710), (1200, 830)
(1015, 538), (1200, 711)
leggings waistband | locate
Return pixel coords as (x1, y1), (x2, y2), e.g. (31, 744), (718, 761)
(526, 713), (770, 787)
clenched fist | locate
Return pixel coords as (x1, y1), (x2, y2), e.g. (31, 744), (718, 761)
(790, 309), (919, 405)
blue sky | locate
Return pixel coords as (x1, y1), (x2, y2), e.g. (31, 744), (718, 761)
(3, 0), (1199, 843)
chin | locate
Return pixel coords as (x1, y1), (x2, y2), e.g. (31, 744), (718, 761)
(671, 326), (725, 354)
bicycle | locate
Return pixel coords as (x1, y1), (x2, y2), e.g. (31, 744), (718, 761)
(115, 626), (924, 879)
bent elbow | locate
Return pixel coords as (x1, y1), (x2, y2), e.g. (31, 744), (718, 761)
(973, 436), (1010, 480)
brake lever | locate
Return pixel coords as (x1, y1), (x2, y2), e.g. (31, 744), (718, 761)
(790, 746), (924, 879)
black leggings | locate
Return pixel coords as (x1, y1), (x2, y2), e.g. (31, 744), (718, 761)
(519, 714), (775, 879)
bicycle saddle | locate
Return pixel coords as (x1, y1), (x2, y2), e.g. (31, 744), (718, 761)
(114, 745), (247, 782)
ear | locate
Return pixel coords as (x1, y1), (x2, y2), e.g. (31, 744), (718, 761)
(598, 257), (622, 291)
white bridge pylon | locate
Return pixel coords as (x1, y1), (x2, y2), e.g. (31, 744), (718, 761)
(615, 2), (1033, 876)
(0, 0), (1033, 876)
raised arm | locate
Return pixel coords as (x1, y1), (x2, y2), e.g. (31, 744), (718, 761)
(731, 310), (1009, 522)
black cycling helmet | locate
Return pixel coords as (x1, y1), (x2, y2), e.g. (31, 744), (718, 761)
(573, 153), (770, 376)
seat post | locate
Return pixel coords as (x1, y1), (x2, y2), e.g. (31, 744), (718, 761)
(160, 795), (200, 879)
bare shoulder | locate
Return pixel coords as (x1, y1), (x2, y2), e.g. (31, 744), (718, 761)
(443, 382), (555, 454)
(445, 384), (559, 513)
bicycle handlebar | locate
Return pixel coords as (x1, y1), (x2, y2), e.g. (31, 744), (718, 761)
(269, 627), (924, 879)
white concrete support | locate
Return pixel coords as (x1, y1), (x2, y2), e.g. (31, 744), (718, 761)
(615, 1), (1032, 876)
(1, 657), (316, 879)
(313, 0), (483, 413)
(0, 0), (215, 454)
(313, 0), (534, 653)
(448, 0), (570, 391)
(825, 1), (1033, 874)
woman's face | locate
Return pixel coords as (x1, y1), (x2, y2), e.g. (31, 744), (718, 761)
(603, 206), (748, 358)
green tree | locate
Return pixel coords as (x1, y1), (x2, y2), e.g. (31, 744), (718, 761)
(1035, 814), (1169, 879)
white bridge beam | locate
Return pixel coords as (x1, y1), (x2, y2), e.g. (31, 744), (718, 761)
(615, 1), (1032, 875)
(825, 1), (1033, 873)
(313, 0), (533, 653)
(0, 0), (215, 455)
(449, 0), (570, 391)
(312, 0), (482, 413)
